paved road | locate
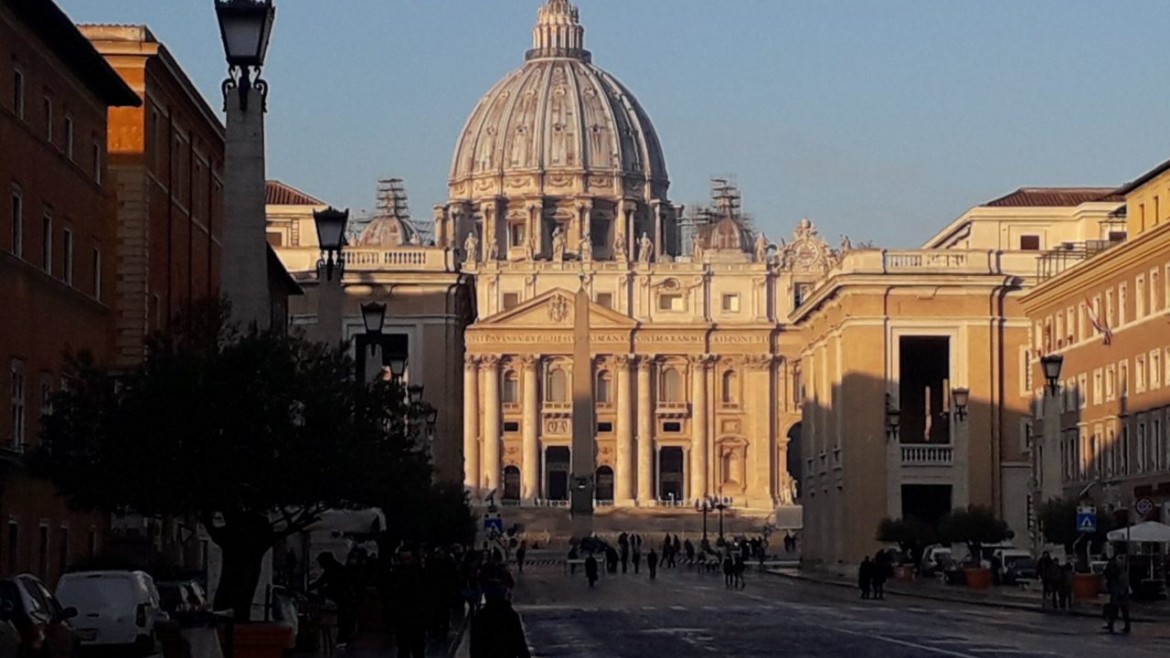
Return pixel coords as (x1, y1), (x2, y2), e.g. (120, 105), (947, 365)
(511, 563), (1170, 657)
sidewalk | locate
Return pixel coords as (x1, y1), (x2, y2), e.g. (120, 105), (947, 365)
(291, 619), (468, 658)
(765, 567), (1169, 624)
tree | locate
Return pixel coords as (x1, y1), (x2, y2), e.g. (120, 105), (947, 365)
(379, 481), (478, 550)
(34, 301), (429, 620)
(1037, 498), (1117, 571)
(937, 505), (1013, 567)
(875, 516), (937, 563)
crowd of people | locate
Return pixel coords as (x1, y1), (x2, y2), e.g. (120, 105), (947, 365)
(569, 532), (776, 590)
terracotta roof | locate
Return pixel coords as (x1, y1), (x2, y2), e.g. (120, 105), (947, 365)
(266, 180), (325, 206)
(982, 187), (1122, 207)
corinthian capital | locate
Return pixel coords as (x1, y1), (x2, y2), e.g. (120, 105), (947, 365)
(464, 354), (480, 369)
(521, 354), (541, 369)
(480, 355), (502, 369)
(614, 354), (633, 368)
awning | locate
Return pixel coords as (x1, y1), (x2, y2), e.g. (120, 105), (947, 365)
(1107, 521), (1170, 543)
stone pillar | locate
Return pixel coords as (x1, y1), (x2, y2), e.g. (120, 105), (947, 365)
(637, 357), (655, 504)
(521, 355), (540, 499)
(221, 85), (271, 330)
(615, 355), (634, 504)
(691, 355), (710, 500)
(481, 356), (501, 492)
(463, 356), (480, 492)
(747, 355), (774, 507)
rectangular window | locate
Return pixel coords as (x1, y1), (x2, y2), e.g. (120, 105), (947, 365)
(1118, 283), (1127, 326)
(596, 422), (614, 433)
(10, 187), (22, 258)
(658, 294), (683, 311)
(596, 292), (613, 309)
(1078, 373), (1088, 409)
(1165, 264), (1170, 311)
(1152, 350), (1162, 390)
(1137, 420), (1148, 473)
(1019, 235), (1041, 251)
(1066, 307), (1075, 344)
(1093, 369), (1103, 405)
(1137, 355), (1147, 393)
(92, 247), (101, 300)
(43, 96), (52, 142)
(662, 421), (682, 433)
(1119, 360), (1129, 399)
(1154, 415), (1164, 473)
(1152, 268), (1161, 313)
(502, 421), (519, 433)
(61, 227), (73, 284)
(92, 141), (101, 184)
(1106, 289), (1115, 329)
(1105, 365), (1116, 401)
(40, 211), (51, 274)
(40, 374), (52, 419)
(266, 231), (283, 247)
(10, 359), (26, 449)
(509, 223), (525, 248)
(1137, 275), (1147, 318)
(12, 66), (24, 119)
(1120, 423), (1130, 475)
(64, 114), (74, 160)
(502, 292), (519, 311)
(721, 293), (740, 312)
(1108, 230), (1127, 243)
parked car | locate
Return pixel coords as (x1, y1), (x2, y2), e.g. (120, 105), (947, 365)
(920, 545), (953, 576)
(157, 580), (207, 617)
(0, 574), (80, 658)
(992, 549), (1037, 584)
(55, 571), (165, 657)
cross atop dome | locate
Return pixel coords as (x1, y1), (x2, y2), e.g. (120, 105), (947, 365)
(528, 0), (590, 62)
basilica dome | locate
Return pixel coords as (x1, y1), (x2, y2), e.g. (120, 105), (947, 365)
(449, 0), (669, 201)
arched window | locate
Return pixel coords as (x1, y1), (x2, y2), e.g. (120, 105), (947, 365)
(660, 367), (683, 402)
(502, 371), (519, 404)
(596, 371), (612, 404)
(721, 370), (738, 405)
(546, 367), (568, 403)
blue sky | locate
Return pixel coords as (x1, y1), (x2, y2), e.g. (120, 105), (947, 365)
(59, 0), (1170, 246)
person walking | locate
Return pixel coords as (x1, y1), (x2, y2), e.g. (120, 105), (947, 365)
(632, 546), (642, 574)
(585, 554), (599, 588)
(733, 553), (746, 589)
(1103, 555), (1131, 634)
(1057, 562), (1073, 611)
(1036, 551), (1053, 608)
(647, 549), (659, 581)
(515, 541), (527, 574)
(470, 583), (532, 658)
(684, 539), (695, 565)
(858, 556), (874, 599)
(871, 551), (889, 600)
(619, 534), (630, 574)
(723, 553), (735, 589)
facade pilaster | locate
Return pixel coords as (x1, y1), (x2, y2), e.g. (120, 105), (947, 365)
(463, 355), (481, 492)
(481, 355), (502, 492)
(691, 354), (711, 499)
(615, 354), (634, 504)
(637, 356), (655, 504)
(521, 354), (541, 499)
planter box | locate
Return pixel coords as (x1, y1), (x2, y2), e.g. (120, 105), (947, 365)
(221, 623), (294, 658)
(964, 567), (992, 590)
(1072, 573), (1102, 601)
(895, 565), (916, 583)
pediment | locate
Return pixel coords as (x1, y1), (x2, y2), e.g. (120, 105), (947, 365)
(477, 288), (638, 329)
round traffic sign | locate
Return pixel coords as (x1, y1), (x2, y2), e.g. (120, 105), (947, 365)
(1135, 497), (1155, 517)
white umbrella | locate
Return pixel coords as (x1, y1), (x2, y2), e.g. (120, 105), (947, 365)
(1107, 521), (1170, 543)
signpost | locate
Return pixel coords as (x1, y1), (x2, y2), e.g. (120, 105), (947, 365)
(1135, 497), (1155, 519)
(1076, 506), (1097, 534)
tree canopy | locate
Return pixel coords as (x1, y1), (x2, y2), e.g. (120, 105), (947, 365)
(938, 505), (1013, 565)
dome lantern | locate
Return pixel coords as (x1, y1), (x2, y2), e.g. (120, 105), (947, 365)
(528, 0), (590, 62)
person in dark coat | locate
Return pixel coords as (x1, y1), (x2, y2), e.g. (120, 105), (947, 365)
(585, 554), (599, 588)
(1036, 552), (1054, 607)
(389, 547), (429, 658)
(684, 539), (696, 564)
(470, 583), (531, 658)
(723, 554), (735, 589)
(647, 549), (659, 580)
(606, 546), (619, 574)
(858, 556), (874, 599)
(632, 546), (642, 574)
(1104, 555), (1131, 634)
(515, 542), (527, 574)
(871, 551), (889, 600)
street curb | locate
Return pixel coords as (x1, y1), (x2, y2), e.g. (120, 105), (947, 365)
(447, 613), (469, 658)
(764, 569), (1164, 623)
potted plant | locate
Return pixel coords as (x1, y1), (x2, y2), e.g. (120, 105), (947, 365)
(938, 505), (1013, 590)
(875, 516), (937, 581)
(1037, 498), (1114, 600)
(35, 301), (430, 658)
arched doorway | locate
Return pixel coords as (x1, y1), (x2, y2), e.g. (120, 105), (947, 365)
(659, 447), (684, 502)
(502, 466), (521, 502)
(545, 447), (570, 501)
(595, 466), (614, 502)
(786, 422), (802, 499)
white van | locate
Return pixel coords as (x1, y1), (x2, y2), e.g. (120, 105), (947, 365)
(55, 570), (165, 656)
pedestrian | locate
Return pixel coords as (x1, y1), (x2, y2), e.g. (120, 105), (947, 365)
(619, 541), (629, 574)
(858, 556), (874, 599)
(606, 546), (619, 575)
(733, 553), (746, 589)
(1103, 555), (1131, 634)
(516, 541), (527, 574)
(470, 582), (532, 658)
(723, 554), (735, 589)
(632, 546), (642, 574)
(389, 545), (429, 658)
(684, 539), (695, 565)
(1057, 563), (1073, 611)
(585, 554), (599, 588)
(1036, 551), (1053, 608)
(567, 545), (579, 575)
(871, 551), (888, 600)
(1044, 557), (1062, 609)
(647, 549), (659, 580)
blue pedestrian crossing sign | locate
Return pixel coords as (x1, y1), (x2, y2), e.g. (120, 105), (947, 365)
(484, 516), (504, 534)
(1076, 506), (1097, 533)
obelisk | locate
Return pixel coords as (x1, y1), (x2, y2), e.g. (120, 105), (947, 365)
(570, 274), (595, 539)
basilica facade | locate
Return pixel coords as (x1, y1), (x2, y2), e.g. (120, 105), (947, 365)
(435, 0), (830, 513)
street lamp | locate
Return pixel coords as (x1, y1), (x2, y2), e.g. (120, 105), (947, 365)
(381, 334), (409, 383)
(885, 395), (900, 441)
(1040, 354), (1064, 395)
(361, 302), (386, 336)
(314, 207), (348, 281)
(696, 495), (730, 545)
(215, 0), (275, 112)
(951, 387), (970, 421)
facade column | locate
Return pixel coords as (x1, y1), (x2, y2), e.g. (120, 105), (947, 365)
(691, 355), (710, 500)
(521, 355), (540, 499)
(636, 357), (655, 504)
(481, 356), (502, 493)
(463, 356), (481, 493)
(615, 355), (634, 504)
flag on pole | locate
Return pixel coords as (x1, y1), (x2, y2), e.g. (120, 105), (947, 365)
(1084, 297), (1112, 346)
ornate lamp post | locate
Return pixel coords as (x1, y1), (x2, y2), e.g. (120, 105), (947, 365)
(313, 207), (348, 282)
(216, 0), (276, 329)
(951, 387), (970, 421)
(696, 495), (731, 545)
(1040, 354), (1064, 395)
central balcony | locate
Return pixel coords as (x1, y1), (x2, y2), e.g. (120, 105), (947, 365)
(901, 444), (954, 467)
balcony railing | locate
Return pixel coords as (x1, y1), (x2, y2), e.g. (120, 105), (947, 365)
(1036, 240), (1119, 282)
(901, 444), (954, 466)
